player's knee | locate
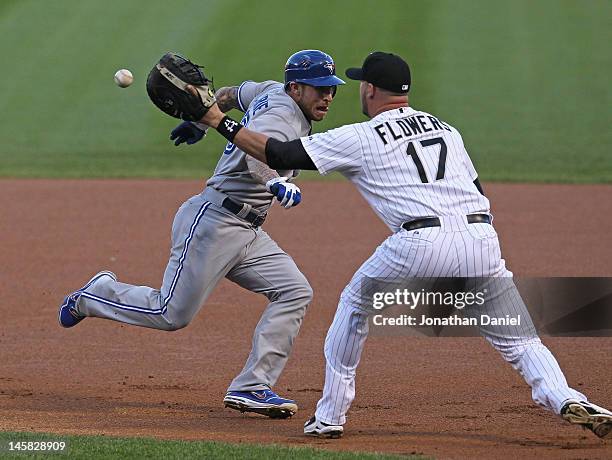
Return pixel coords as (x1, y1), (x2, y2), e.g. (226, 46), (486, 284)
(161, 299), (200, 331)
(266, 277), (313, 309)
(163, 320), (186, 331)
(164, 312), (195, 331)
(293, 280), (313, 305)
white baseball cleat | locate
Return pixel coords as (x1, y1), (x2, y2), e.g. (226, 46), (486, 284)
(561, 400), (612, 439)
(304, 415), (344, 439)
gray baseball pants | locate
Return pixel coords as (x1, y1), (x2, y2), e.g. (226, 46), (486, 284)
(75, 189), (312, 391)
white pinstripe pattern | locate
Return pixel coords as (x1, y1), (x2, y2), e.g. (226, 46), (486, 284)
(303, 107), (489, 232)
(305, 107), (587, 426)
(315, 225), (585, 425)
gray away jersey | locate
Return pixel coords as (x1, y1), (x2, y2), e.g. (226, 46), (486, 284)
(206, 80), (311, 212)
(301, 106), (490, 232)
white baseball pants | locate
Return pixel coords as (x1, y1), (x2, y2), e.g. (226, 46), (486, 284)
(315, 216), (586, 425)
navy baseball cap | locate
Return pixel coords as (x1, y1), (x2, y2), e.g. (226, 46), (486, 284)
(345, 52), (411, 93)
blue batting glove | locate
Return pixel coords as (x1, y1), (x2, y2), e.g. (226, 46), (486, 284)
(266, 177), (302, 208)
(169, 121), (208, 146)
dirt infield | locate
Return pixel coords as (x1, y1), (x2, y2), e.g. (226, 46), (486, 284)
(1, 180), (611, 459)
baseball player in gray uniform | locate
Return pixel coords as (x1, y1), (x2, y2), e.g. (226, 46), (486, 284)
(197, 52), (612, 439)
(59, 50), (345, 419)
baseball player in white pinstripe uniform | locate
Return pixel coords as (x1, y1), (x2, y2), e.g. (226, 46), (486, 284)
(198, 51), (612, 440)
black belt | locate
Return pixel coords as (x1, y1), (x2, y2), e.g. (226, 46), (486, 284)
(221, 198), (266, 227)
(401, 213), (491, 232)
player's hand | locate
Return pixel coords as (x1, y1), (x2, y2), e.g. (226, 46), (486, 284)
(169, 121), (208, 146)
(266, 177), (302, 209)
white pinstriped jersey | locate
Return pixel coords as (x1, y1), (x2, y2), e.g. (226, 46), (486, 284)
(303, 109), (587, 429)
(301, 107), (490, 232)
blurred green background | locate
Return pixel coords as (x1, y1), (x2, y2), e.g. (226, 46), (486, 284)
(1, 0), (610, 181)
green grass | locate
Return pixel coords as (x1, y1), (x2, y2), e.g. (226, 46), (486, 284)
(0, 432), (419, 459)
(1, 0), (610, 182)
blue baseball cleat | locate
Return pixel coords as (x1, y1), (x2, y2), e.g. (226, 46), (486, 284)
(58, 271), (116, 328)
(223, 389), (298, 419)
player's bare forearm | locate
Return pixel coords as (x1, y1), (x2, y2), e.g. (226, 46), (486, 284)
(245, 155), (280, 184)
(231, 128), (269, 163)
(215, 86), (241, 113)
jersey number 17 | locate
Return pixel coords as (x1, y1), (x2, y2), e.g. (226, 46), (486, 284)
(406, 137), (447, 183)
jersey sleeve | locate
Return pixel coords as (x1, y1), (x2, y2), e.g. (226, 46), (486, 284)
(237, 80), (282, 111)
(300, 124), (363, 176)
(246, 105), (302, 178)
(247, 105), (300, 142)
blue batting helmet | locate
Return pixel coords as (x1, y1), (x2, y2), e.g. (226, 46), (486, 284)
(284, 50), (345, 87)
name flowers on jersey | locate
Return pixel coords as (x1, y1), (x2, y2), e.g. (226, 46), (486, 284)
(373, 113), (452, 145)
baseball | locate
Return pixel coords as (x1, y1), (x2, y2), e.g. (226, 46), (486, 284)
(114, 69), (133, 88)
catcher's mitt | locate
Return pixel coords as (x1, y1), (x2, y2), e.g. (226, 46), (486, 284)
(146, 52), (216, 121)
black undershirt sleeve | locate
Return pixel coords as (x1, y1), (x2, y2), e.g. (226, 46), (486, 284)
(264, 138), (317, 170)
(473, 177), (485, 196)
